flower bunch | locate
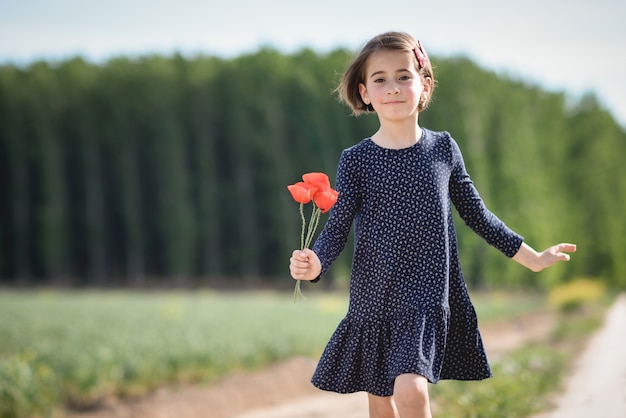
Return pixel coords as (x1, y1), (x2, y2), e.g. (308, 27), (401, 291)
(287, 172), (339, 302)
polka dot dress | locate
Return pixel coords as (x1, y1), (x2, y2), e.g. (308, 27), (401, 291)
(311, 129), (523, 397)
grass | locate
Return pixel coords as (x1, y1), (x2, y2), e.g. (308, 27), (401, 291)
(431, 345), (567, 418)
(0, 290), (348, 417)
(469, 290), (547, 322)
(0, 288), (605, 418)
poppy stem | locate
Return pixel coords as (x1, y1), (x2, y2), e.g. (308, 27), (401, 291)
(299, 203), (305, 250)
(304, 205), (318, 248)
(293, 280), (304, 303)
(308, 208), (321, 248)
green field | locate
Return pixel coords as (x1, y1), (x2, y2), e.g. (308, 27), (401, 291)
(0, 289), (590, 418)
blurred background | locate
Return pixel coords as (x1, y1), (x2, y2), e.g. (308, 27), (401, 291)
(0, 1), (625, 417)
(1, 0), (624, 289)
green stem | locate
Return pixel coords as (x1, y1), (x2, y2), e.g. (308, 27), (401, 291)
(293, 280), (303, 303)
(295, 204), (321, 304)
(310, 208), (321, 246)
(299, 203), (305, 250)
(304, 206), (320, 248)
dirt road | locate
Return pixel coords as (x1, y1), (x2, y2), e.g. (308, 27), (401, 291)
(531, 294), (626, 418)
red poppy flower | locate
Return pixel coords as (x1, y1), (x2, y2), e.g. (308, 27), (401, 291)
(287, 182), (317, 204)
(313, 186), (339, 213)
(302, 172), (330, 189)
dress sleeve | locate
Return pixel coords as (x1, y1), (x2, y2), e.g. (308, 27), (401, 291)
(447, 135), (523, 257)
(312, 148), (361, 277)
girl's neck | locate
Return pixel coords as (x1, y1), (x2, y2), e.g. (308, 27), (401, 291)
(371, 122), (423, 150)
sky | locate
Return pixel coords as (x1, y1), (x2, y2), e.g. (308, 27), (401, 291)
(1, 0), (625, 127)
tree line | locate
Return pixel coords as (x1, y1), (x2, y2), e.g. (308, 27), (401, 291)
(0, 48), (624, 289)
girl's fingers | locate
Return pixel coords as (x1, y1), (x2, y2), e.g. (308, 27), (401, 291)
(292, 249), (308, 261)
(290, 248), (320, 280)
(290, 251), (310, 279)
(291, 263), (309, 273)
(547, 243), (576, 263)
(558, 243), (577, 253)
(290, 255), (309, 268)
(555, 243), (576, 260)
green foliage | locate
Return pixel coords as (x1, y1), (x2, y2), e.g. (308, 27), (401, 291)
(0, 350), (59, 418)
(0, 290), (347, 416)
(0, 50), (624, 288)
(548, 277), (606, 313)
(549, 293), (610, 342)
(0, 290), (549, 417)
(469, 291), (546, 321)
(431, 346), (567, 418)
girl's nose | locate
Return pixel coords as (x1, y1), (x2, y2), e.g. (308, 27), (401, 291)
(386, 83), (400, 94)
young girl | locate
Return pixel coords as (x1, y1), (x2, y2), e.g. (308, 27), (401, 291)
(289, 31), (576, 418)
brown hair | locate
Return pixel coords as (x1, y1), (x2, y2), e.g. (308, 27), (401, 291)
(335, 31), (436, 116)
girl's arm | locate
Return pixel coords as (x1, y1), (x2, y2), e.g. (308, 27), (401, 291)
(512, 242), (577, 272)
(448, 135), (523, 257)
(447, 135), (576, 268)
(310, 148), (361, 278)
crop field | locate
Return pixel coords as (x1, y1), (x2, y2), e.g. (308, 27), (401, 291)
(0, 289), (567, 418)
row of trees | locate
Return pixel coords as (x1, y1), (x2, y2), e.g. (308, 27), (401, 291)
(0, 48), (624, 288)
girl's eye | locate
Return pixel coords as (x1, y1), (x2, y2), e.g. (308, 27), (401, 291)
(374, 77), (385, 83)
(399, 75), (411, 81)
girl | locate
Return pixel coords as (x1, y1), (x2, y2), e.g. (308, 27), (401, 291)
(289, 31), (576, 418)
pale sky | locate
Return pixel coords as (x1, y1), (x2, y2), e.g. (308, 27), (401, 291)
(1, 0), (625, 127)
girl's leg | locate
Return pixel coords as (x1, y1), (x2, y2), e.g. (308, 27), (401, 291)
(367, 393), (398, 418)
(393, 373), (432, 418)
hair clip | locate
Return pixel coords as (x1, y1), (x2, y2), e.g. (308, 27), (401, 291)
(413, 40), (428, 69)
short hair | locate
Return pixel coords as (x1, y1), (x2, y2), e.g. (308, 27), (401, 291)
(335, 31), (436, 116)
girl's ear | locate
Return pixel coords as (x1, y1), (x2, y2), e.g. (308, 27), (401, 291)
(359, 83), (370, 105)
(422, 76), (434, 97)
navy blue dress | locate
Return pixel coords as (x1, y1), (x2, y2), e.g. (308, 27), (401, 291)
(311, 129), (523, 397)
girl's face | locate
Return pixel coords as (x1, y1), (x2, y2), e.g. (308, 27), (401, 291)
(358, 49), (431, 121)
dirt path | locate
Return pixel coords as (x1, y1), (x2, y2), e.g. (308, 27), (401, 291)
(530, 294), (626, 418)
(69, 310), (557, 418)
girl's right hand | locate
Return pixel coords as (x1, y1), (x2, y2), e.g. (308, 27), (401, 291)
(289, 249), (322, 281)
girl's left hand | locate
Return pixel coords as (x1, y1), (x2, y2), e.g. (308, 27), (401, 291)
(537, 243), (577, 270)
(513, 242), (577, 272)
